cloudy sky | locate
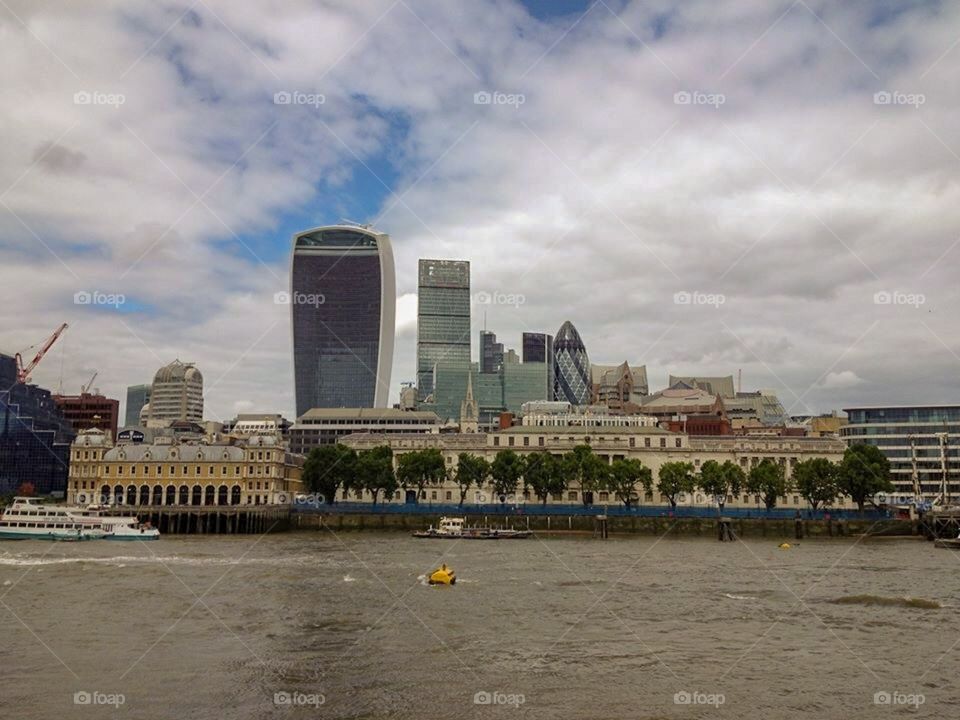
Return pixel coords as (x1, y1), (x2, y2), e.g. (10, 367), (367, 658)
(2, 0), (958, 423)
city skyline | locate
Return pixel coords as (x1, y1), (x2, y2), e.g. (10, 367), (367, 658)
(3, 1), (960, 423)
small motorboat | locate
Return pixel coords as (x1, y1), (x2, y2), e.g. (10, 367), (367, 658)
(428, 564), (456, 585)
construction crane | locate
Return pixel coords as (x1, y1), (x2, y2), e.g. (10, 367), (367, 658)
(15, 323), (68, 384)
(81, 371), (98, 394)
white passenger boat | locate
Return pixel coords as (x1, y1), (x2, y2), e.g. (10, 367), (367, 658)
(0, 497), (159, 541)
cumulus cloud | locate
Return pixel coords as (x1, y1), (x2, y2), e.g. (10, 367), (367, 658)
(2, 0), (959, 421)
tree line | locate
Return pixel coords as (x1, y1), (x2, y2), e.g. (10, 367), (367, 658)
(302, 443), (893, 512)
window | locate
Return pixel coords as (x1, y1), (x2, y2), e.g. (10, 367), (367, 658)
(445, 491), (452, 500)
(567, 491), (578, 501)
(629, 438), (635, 448)
(645, 438), (651, 448)
(660, 438), (666, 448)
(508, 436), (515, 447)
(599, 492), (609, 501)
(431, 491), (437, 500)
(675, 439), (682, 448)
(552, 493), (562, 501)
(792, 495), (799, 505)
(523, 436), (529, 447)
(493, 437), (500, 447)
(538, 437), (545, 447)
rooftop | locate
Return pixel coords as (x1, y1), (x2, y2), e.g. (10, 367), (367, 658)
(296, 408), (441, 422)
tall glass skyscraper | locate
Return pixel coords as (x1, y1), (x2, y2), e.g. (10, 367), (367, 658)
(553, 321), (591, 405)
(417, 259), (470, 401)
(523, 331), (554, 399)
(291, 225), (395, 416)
(480, 330), (503, 374)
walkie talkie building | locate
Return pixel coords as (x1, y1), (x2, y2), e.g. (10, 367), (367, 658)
(290, 225), (395, 416)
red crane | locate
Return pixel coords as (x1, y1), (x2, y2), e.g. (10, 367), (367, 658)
(15, 323), (68, 384)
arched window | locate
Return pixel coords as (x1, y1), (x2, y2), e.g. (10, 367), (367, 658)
(217, 486), (228, 505)
(126, 485), (137, 506)
(152, 485), (163, 505)
(230, 485), (241, 505)
(165, 486), (176, 505)
(191, 485), (202, 506)
(113, 485), (123, 505)
(178, 485), (189, 505)
(204, 486), (215, 506)
(138, 486), (150, 506)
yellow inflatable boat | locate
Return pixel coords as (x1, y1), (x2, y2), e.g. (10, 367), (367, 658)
(428, 564), (456, 585)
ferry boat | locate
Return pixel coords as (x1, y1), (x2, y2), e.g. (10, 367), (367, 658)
(412, 516), (531, 540)
(0, 497), (159, 541)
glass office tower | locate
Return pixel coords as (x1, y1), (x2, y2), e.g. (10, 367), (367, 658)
(291, 225), (395, 416)
(553, 321), (591, 405)
(417, 259), (470, 401)
(523, 331), (554, 400)
(841, 405), (960, 500)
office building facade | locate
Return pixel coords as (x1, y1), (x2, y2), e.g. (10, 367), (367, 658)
(841, 405), (960, 501)
(124, 384), (151, 426)
(142, 360), (203, 426)
(553, 321), (591, 405)
(417, 259), (470, 401)
(291, 225), (395, 414)
(289, 408), (442, 454)
(53, 392), (120, 438)
(480, 330), (504, 374)
(0, 353), (74, 494)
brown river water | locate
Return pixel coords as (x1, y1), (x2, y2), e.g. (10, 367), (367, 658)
(1, 532), (957, 719)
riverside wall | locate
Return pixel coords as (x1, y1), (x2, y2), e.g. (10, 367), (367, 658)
(293, 511), (915, 539)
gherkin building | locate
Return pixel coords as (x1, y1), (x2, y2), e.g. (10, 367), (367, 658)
(553, 320), (590, 405)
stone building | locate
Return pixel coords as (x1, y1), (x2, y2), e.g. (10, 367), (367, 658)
(67, 428), (304, 507)
(339, 425), (849, 509)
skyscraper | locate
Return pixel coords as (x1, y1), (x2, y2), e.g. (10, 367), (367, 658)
(523, 331), (554, 401)
(553, 321), (591, 405)
(142, 360), (203, 425)
(479, 330), (503, 374)
(291, 225), (395, 415)
(124, 384), (150, 426)
(417, 259), (470, 401)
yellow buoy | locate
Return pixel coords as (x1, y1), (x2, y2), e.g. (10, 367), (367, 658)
(778, 542), (791, 549)
(428, 564), (456, 585)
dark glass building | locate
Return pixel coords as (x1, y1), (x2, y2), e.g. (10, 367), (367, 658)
(0, 353), (74, 495)
(553, 321), (591, 405)
(523, 331), (554, 398)
(291, 225), (395, 416)
(480, 330), (503, 374)
(417, 259), (470, 401)
(124, 384), (150, 426)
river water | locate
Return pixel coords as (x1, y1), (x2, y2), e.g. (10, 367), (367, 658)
(0, 531), (957, 719)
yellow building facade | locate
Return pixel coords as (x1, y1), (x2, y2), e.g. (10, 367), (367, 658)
(67, 429), (304, 507)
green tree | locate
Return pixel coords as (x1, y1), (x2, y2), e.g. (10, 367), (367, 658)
(523, 452), (566, 504)
(608, 458), (653, 508)
(792, 458), (840, 510)
(747, 459), (788, 510)
(698, 460), (745, 512)
(563, 445), (609, 505)
(396, 448), (446, 503)
(657, 461), (696, 509)
(355, 446), (397, 505)
(302, 444), (357, 504)
(838, 444), (893, 513)
(454, 453), (489, 506)
(490, 449), (524, 502)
